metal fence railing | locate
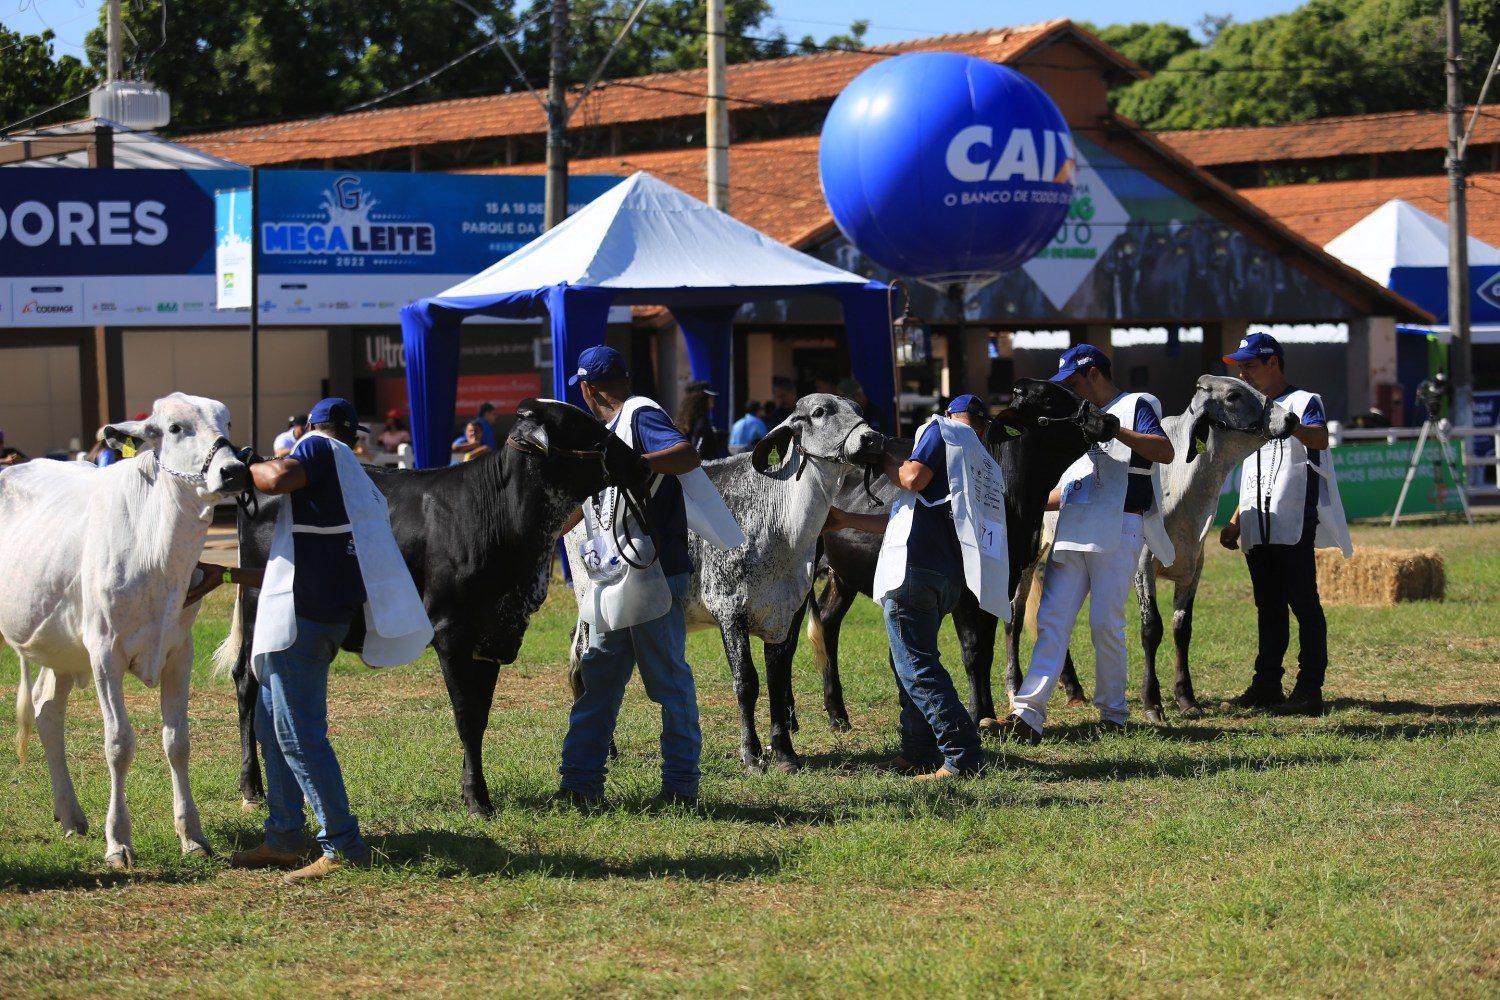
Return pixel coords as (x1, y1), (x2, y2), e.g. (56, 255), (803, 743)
(1327, 423), (1500, 501)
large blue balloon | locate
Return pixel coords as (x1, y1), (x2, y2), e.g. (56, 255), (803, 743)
(819, 53), (1075, 281)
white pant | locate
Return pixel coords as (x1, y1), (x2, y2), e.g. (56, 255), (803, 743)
(1012, 514), (1144, 729)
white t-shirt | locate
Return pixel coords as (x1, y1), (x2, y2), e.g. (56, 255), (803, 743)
(273, 430), (299, 453)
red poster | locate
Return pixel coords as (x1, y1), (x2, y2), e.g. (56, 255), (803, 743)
(456, 373), (543, 415)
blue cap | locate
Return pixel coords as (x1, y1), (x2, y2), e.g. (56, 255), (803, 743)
(946, 393), (989, 419)
(568, 345), (629, 385)
(1050, 344), (1109, 383)
(307, 397), (368, 433)
(1223, 332), (1285, 364)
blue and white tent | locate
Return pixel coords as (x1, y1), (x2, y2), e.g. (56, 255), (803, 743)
(399, 171), (892, 467)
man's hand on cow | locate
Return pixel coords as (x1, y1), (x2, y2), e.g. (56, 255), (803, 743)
(235, 445), (265, 466)
(822, 506), (888, 535)
(1219, 520), (1241, 551)
(183, 562), (226, 606)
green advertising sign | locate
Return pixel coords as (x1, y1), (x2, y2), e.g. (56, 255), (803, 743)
(1213, 440), (1467, 524)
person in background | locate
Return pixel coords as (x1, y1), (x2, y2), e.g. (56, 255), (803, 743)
(274, 414), (308, 458)
(459, 419), (491, 461)
(767, 376), (797, 427)
(837, 378), (885, 434)
(0, 429), (27, 467)
(1000, 344), (1176, 744)
(814, 375), (840, 396)
(84, 427), (121, 467)
(676, 380), (725, 461)
(1220, 332), (1349, 717)
(728, 399), (768, 455)
(377, 409), (411, 453)
(452, 402), (499, 459)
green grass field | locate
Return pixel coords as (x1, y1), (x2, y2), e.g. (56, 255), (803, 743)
(2, 521), (1498, 998)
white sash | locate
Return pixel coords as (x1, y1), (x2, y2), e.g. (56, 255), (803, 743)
(1238, 389), (1352, 556)
(251, 433), (433, 679)
(1053, 392), (1175, 563)
(872, 416), (1011, 620)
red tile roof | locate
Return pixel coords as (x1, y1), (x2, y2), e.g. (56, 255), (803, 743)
(1240, 172), (1500, 248)
(458, 135), (826, 246)
(180, 20), (1138, 166)
(1159, 106), (1499, 166)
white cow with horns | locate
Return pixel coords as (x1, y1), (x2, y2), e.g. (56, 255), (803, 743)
(1, 393), (250, 869)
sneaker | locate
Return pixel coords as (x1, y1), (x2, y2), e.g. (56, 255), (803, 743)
(228, 842), (305, 870)
(912, 765), (967, 782)
(1230, 684), (1286, 710)
(552, 787), (605, 814)
(1270, 690), (1324, 717)
(281, 853), (370, 885)
(996, 714), (1043, 746)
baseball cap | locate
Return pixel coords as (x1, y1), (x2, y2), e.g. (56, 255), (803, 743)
(1050, 344), (1109, 383)
(385, 408), (401, 420)
(307, 397), (369, 433)
(946, 393), (989, 419)
(287, 413), (308, 427)
(1223, 332), (1285, 364)
(568, 345), (629, 385)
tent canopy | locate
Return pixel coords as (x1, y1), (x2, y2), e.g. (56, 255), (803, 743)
(400, 171), (894, 467)
(1324, 198), (1500, 345)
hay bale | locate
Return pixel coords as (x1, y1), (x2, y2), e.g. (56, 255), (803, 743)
(1316, 547), (1445, 605)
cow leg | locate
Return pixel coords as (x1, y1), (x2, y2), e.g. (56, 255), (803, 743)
(31, 664), (88, 838)
(764, 602), (806, 772)
(159, 642), (211, 857)
(1138, 563), (1168, 724)
(91, 653), (137, 869)
(953, 591), (999, 726)
(1172, 564), (1205, 718)
(232, 649), (264, 811)
(719, 622), (763, 770)
(810, 575), (857, 731)
(1059, 650), (1088, 705)
(437, 643), (501, 818)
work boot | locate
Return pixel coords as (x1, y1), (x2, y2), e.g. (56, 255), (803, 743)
(552, 787), (605, 814)
(1097, 720), (1128, 736)
(228, 842), (305, 870)
(649, 790), (703, 813)
(1271, 687), (1324, 717)
(912, 765), (966, 783)
(282, 853), (370, 885)
(995, 714), (1043, 746)
(1230, 683), (1285, 710)
(879, 754), (927, 776)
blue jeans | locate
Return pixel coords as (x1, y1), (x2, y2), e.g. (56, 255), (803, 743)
(560, 573), (700, 799)
(256, 616), (369, 861)
(882, 569), (983, 774)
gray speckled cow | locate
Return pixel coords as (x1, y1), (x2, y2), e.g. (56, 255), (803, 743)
(569, 393), (883, 771)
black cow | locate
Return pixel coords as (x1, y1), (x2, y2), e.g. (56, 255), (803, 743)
(807, 379), (1116, 730)
(219, 399), (652, 817)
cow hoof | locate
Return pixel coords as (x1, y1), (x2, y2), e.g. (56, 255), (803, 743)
(240, 798), (262, 814)
(106, 848), (135, 871)
(1066, 696), (1088, 707)
(183, 839), (214, 859)
(770, 755), (803, 774)
(1178, 702), (1204, 719)
(62, 825), (88, 840)
(467, 800), (496, 820)
(1144, 708), (1166, 725)
(828, 716), (852, 733)
(977, 717), (1002, 738)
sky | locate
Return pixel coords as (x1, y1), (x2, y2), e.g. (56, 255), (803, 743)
(6, 0), (1312, 63)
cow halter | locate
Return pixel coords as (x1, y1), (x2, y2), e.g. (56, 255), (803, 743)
(159, 435), (237, 486)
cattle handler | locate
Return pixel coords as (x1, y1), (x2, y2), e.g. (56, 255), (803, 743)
(828, 394), (1010, 780)
(209, 398), (432, 882)
(1000, 344), (1176, 743)
(1220, 332), (1351, 716)
(559, 346), (741, 809)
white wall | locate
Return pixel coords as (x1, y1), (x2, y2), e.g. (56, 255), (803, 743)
(121, 327), (329, 450)
(0, 344), (82, 457)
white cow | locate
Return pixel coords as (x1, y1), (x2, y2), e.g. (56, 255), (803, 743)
(1, 393), (249, 869)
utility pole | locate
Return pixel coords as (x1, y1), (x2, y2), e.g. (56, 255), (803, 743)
(706, 0), (729, 212)
(107, 0), (122, 82)
(544, 0), (569, 231)
(1445, 0), (1473, 429)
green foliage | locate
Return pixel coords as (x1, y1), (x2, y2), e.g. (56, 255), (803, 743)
(0, 24), (96, 129)
(1089, 21), (1198, 74)
(1114, 0), (1500, 129)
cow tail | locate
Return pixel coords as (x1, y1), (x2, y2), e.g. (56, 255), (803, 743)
(806, 594), (830, 677)
(212, 587), (244, 678)
(15, 655), (33, 765)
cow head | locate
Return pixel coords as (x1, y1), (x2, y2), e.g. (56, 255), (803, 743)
(1176, 375), (1299, 464)
(104, 393), (250, 497)
(508, 398), (652, 501)
(989, 378), (1118, 447)
(751, 392), (884, 474)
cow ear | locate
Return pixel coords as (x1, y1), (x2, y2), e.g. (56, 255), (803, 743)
(103, 420), (153, 456)
(986, 407), (1024, 444)
(751, 424), (795, 474)
(1177, 412), (1209, 464)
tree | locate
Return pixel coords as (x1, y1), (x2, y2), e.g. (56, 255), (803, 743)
(0, 24), (96, 130)
(1086, 22), (1198, 74)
